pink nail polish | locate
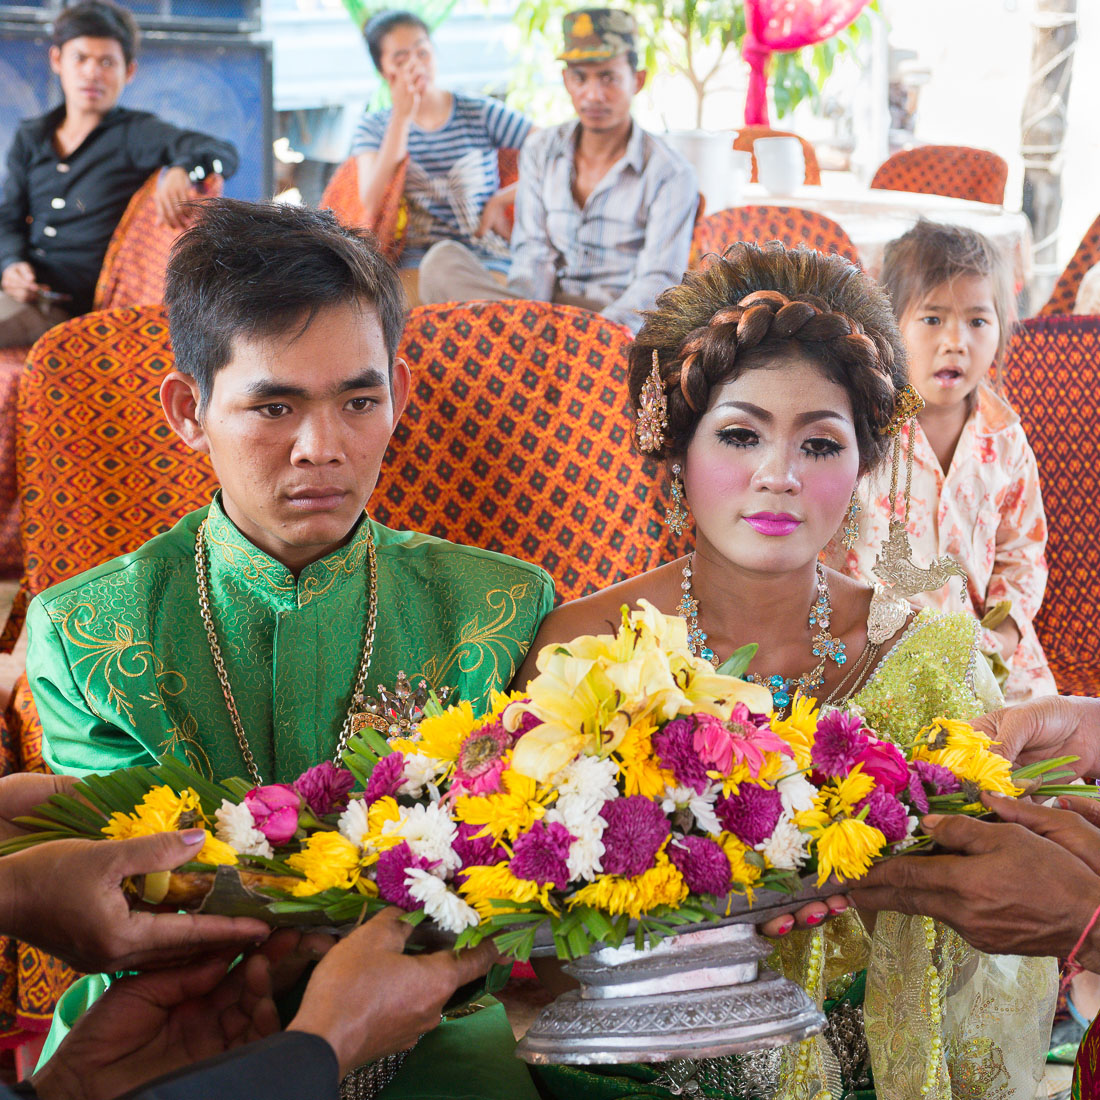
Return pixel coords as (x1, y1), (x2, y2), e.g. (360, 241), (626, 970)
(777, 918), (795, 935)
(829, 903), (847, 916)
(805, 912), (824, 926)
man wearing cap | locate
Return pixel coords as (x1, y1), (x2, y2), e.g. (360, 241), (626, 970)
(418, 8), (698, 335)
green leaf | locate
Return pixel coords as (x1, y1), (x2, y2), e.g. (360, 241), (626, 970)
(716, 643), (758, 679)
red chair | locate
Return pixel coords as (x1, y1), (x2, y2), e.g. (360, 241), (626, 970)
(1001, 315), (1100, 695)
(321, 149), (521, 263)
(373, 301), (672, 602)
(733, 126), (821, 186)
(691, 205), (862, 268)
(1040, 213), (1100, 317)
(870, 145), (1008, 206)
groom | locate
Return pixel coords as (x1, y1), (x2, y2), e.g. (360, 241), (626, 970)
(25, 200), (553, 1093)
(28, 198), (553, 784)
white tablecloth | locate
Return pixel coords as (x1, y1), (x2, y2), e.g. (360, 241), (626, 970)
(733, 176), (1033, 288)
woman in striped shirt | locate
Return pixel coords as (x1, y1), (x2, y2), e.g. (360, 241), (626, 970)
(351, 11), (534, 301)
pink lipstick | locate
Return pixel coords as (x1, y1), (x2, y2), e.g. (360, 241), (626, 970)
(743, 512), (802, 537)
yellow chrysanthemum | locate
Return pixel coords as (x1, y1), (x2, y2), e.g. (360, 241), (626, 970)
(102, 786), (201, 840)
(568, 853), (688, 919)
(769, 695), (820, 770)
(813, 817), (886, 885)
(457, 863), (547, 918)
(912, 717), (1022, 798)
(194, 832), (238, 867)
(814, 765), (876, 818)
(717, 831), (762, 898)
(415, 701), (479, 763)
(716, 761), (753, 797)
(615, 719), (676, 799)
(454, 763), (553, 841)
(287, 831), (362, 897)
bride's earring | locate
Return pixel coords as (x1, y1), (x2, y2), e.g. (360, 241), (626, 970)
(665, 464), (690, 536)
(841, 489), (861, 550)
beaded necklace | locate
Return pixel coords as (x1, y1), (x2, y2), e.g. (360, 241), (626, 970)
(678, 556), (848, 710)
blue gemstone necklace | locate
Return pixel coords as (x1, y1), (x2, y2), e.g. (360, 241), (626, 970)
(679, 557), (847, 711)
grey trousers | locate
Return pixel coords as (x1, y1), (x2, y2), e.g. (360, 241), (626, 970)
(417, 240), (601, 312)
(0, 292), (70, 349)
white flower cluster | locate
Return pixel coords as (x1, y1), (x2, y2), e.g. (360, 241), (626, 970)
(405, 867), (480, 934)
(545, 755), (619, 881)
(338, 797), (370, 848)
(661, 782), (722, 836)
(214, 798), (273, 858)
(386, 803), (461, 873)
(399, 754), (448, 800)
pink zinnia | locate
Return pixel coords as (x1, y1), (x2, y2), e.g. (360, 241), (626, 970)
(365, 751), (407, 804)
(694, 706), (791, 777)
(716, 783), (782, 847)
(509, 820), (574, 889)
(669, 835), (732, 896)
(454, 720), (512, 795)
(453, 821), (509, 870)
(853, 739), (910, 795)
(599, 795), (671, 878)
(294, 761), (356, 816)
(243, 784), (301, 845)
(907, 760), (961, 814)
(653, 719), (710, 793)
(811, 710), (871, 777)
(856, 786), (910, 843)
(375, 841), (434, 910)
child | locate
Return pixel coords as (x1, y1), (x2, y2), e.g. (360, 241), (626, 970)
(828, 220), (1057, 703)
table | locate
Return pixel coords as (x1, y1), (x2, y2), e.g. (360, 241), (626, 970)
(734, 175), (1033, 290)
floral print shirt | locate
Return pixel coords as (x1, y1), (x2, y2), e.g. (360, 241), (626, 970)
(826, 384), (1056, 703)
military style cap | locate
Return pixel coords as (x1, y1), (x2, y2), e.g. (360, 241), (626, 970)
(557, 8), (637, 63)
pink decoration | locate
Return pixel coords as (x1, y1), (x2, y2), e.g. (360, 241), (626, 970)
(742, 0), (871, 126)
(243, 784), (301, 845)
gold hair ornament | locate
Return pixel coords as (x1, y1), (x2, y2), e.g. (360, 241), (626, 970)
(635, 349), (668, 453)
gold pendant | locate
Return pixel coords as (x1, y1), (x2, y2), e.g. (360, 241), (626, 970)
(351, 671), (450, 739)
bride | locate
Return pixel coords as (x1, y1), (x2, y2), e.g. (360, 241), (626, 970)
(514, 242), (1055, 1099)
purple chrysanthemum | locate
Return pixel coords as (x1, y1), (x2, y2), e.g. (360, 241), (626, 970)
(811, 710), (871, 777)
(294, 761), (356, 817)
(856, 785), (911, 843)
(653, 718), (710, 793)
(453, 821), (509, 870)
(716, 783), (783, 846)
(509, 820), (574, 889)
(365, 751), (407, 804)
(599, 795), (671, 878)
(668, 835), (732, 896)
(375, 841), (434, 910)
(906, 760), (961, 814)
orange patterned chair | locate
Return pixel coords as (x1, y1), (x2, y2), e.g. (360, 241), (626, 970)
(321, 149), (521, 263)
(1002, 316), (1100, 695)
(733, 127), (821, 186)
(0, 305), (219, 1047)
(0, 173), (221, 580)
(690, 205), (861, 268)
(869, 145), (1008, 206)
(1040, 212), (1100, 317)
(373, 301), (673, 602)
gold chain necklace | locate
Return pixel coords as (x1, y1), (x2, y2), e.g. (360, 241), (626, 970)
(194, 518), (379, 786)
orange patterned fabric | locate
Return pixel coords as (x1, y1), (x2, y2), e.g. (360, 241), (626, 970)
(1002, 316), (1100, 695)
(373, 301), (673, 602)
(732, 127), (821, 186)
(690, 205), (861, 268)
(321, 149), (521, 263)
(93, 173), (224, 311)
(869, 145), (1008, 206)
(1041, 212), (1100, 317)
(0, 348), (26, 579)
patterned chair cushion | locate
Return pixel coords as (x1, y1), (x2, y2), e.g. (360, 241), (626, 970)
(321, 150), (522, 263)
(0, 348), (27, 579)
(869, 145), (1008, 206)
(1002, 315), (1100, 695)
(732, 127), (821, 186)
(690, 205), (862, 269)
(1040, 213), (1100, 317)
(374, 301), (674, 602)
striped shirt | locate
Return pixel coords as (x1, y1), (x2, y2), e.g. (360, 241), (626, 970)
(507, 120), (698, 333)
(351, 92), (532, 270)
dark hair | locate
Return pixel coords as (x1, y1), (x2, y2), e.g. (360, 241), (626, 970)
(881, 219), (1015, 374)
(363, 10), (430, 72)
(630, 243), (907, 472)
(165, 199), (407, 412)
(52, 1), (139, 65)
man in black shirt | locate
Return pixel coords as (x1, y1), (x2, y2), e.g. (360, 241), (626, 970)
(0, 1), (239, 347)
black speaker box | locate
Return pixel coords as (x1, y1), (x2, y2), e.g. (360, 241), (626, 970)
(0, 22), (272, 199)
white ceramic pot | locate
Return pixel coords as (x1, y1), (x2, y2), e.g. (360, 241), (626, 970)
(754, 136), (805, 196)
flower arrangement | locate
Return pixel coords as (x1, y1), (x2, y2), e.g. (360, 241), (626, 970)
(1, 604), (1083, 960)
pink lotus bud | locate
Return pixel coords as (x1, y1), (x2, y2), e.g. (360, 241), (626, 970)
(243, 784), (301, 845)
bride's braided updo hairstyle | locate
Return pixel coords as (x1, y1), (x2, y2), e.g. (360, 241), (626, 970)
(629, 242), (908, 471)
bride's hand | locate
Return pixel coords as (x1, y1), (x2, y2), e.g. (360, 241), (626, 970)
(760, 895), (848, 937)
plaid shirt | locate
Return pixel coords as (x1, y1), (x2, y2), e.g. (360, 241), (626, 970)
(506, 119), (697, 333)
